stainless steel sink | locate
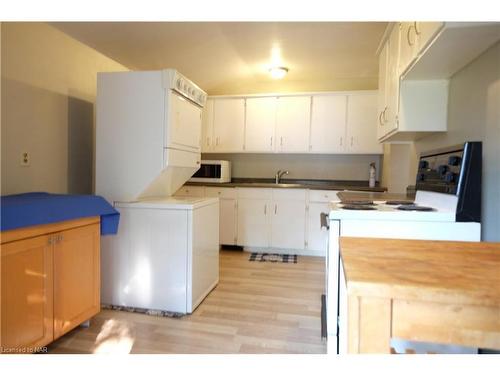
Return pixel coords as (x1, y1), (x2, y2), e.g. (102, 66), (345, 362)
(238, 182), (304, 188)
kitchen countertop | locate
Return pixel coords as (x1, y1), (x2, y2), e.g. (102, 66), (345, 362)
(337, 191), (414, 203)
(340, 237), (500, 306)
(340, 237), (500, 353)
(185, 178), (387, 192)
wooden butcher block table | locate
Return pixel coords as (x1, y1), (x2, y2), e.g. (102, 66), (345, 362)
(340, 237), (500, 353)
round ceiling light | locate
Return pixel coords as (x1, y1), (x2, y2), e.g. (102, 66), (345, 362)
(269, 66), (289, 79)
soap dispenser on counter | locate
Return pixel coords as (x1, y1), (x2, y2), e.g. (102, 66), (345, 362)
(369, 162), (376, 188)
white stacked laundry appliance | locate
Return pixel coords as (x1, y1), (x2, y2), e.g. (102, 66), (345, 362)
(96, 69), (219, 314)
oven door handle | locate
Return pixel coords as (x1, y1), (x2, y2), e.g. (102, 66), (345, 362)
(320, 212), (329, 230)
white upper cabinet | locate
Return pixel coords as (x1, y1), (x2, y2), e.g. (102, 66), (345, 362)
(245, 97), (277, 152)
(346, 92), (383, 154)
(275, 96), (311, 153)
(310, 95), (347, 153)
(377, 42), (389, 139)
(201, 98), (214, 152)
(212, 98), (245, 152)
(399, 22), (445, 76)
(385, 23), (401, 137)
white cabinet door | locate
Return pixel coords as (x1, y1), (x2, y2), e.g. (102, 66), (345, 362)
(385, 23), (401, 136)
(167, 91), (202, 152)
(213, 98), (245, 152)
(307, 202), (330, 254)
(276, 96), (311, 153)
(346, 93), (383, 154)
(245, 97), (276, 152)
(399, 22), (417, 76)
(220, 199), (237, 245)
(271, 200), (306, 250)
(377, 42), (389, 139)
(201, 99), (214, 152)
(236, 199), (271, 248)
(310, 95), (347, 153)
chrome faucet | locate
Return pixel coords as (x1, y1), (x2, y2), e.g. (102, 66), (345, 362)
(275, 170), (289, 184)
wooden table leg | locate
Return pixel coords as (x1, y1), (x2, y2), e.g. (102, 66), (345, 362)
(348, 295), (392, 353)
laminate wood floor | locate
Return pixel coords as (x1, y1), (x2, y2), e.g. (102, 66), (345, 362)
(47, 250), (327, 354)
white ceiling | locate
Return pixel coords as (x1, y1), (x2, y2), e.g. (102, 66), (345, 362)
(51, 22), (387, 95)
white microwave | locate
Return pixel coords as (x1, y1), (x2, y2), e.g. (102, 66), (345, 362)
(189, 160), (231, 183)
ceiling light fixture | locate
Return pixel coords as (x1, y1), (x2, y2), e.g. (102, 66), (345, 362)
(269, 66), (289, 80)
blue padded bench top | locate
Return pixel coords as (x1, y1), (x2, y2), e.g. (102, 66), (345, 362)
(1, 192), (119, 235)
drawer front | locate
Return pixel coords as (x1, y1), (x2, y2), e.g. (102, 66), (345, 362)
(272, 188), (307, 201)
(174, 186), (205, 197)
(236, 187), (273, 200)
(205, 187), (237, 199)
(309, 190), (340, 203)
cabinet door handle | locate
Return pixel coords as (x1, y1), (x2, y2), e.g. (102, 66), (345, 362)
(350, 137), (353, 147)
(414, 21), (421, 35)
(379, 111), (384, 126)
(280, 137), (283, 147)
(48, 236), (54, 245)
(407, 24), (415, 46)
(207, 137), (210, 146)
(340, 137), (343, 146)
(382, 106), (388, 123)
(215, 137), (219, 146)
(274, 204), (277, 215)
(270, 136), (273, 147)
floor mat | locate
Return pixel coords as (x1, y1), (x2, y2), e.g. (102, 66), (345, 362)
(101, 304), (184, 318)
(249, 252), (297, 263)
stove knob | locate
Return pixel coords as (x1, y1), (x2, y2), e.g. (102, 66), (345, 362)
(444, 172), (457, 183)
(448, 156), (462, 166)
(419, 160), (429, 169)
(438, 165), (449, 175)
(417, 173), (425, 182)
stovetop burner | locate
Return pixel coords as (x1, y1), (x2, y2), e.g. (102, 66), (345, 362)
(397, 204), (436, 212)
(342, 204), (377, 210)
(385, 200), (414, 206)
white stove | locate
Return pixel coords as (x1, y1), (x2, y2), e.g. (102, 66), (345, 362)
(326, 142), (482, 354)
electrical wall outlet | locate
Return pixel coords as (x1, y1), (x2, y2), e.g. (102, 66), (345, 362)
(21, 151), (30, 166)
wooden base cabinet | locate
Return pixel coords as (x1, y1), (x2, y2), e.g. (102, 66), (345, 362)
(1, 217), (100, 352)
(1, 235), (54, 352)
(53, 223), (100, 339)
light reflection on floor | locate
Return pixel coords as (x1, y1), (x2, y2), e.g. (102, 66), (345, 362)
(92, 319), (136, 354)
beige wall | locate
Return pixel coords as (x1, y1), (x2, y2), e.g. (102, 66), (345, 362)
(1, 22), (128, 195)
(204, 153), (382, 182)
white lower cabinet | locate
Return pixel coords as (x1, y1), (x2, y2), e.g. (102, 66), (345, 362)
(236, 198), (271, 248)
(205, 187), (237, 245)
(307, 202), (330, 253)
(307, 190), (340, 255)
(179, 185), (341, 255)
(270, 190), (307, 250)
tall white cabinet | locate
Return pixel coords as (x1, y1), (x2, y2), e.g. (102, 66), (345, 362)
(270, 190), (307, 250)
(212, 98), (245, 152)
(236, 188), (272, 248)
(275, 96), (311, 153)
(346, 92), (382, 154)
(310, 95), (347, 153)
(245, 97), (277, 152)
